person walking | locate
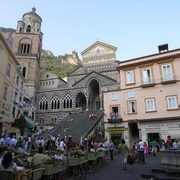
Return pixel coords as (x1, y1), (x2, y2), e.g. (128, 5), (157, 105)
(166, 136), (172, 149)
(59, 138), (66, 150)
(150, 139), (158, 156)
(138, 140), (145, 163)
(108, 140), (114, 160)
(173, 139), (177, 149)
(144, 142), (149, 155)
(118, 139), (129, 170)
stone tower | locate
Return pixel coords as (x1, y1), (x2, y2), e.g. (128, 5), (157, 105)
(12, 7), (43, 103)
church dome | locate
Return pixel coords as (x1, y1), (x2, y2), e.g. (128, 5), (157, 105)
(23, 7), (42, 23)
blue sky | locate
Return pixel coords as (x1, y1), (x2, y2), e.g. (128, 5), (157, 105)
(1, 0), (180, 61)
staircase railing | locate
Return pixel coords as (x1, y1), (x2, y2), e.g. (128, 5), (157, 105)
(39, 112), (78, 138)
(83, 110), (104, 139)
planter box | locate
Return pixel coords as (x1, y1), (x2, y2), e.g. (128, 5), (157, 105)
(87, 154), (95, 161)
(41, 162), (66, 175)
(68, 158), (81, 167)
(160, 150), (180, 171)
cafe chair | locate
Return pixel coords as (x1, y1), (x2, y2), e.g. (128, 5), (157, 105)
(0, 170), (16, 180)
(21, 168), (45, 180)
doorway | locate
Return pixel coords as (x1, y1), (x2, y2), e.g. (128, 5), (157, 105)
(75, 92), (86, 110)
(147, 133), (160, 141)
(129, 122), (139, 147)
(88, 79), (100, 109)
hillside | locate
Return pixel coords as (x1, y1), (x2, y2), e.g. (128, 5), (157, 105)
(40, 52), (80, 78)
(0, 27), (16, 48)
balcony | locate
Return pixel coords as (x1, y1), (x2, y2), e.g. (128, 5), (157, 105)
(13, 98), (19, 105)
(141, 77), (155, 88)
(161, 75), (176, 84)
(19, 102), (24, 108)
(107, 114), (122, 123)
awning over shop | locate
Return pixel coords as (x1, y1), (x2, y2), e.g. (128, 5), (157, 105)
(87, 131), (95, 138)
(106, 127), (128, 132)
(7, 126), (20, 134)
(26, 121), (33, 130)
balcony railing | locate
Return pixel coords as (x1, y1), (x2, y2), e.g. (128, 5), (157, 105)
(141, 77), (155, 87)
(107, 114), (122, 123)
(19, 102), (24, 108)
(161, 75), (176, 84)
(14, 98), (19, 104)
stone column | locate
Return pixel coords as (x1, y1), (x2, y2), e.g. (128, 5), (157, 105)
(86, 96), (88, 111)
(100, 94), (103, 110)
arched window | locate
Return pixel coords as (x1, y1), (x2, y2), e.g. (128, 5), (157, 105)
(22, 67), (26, 78)
(51, 96), (60, 110)
(51, 101), (54, 109)
(45, 101), (48, 110)
(70, 99), (72, 108)
(19, 38), (32, 54)
(39, 97), (48, 110)
(67, 100), (69, 109)
(63, 94), (73, 109)
(26, 25), (31, 33)
(57, 100), (60, 109)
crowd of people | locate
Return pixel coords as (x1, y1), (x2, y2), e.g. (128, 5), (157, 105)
(128, 136), (180, 166)
(0, 133), (179, 177)
(0, 133), (117, 178)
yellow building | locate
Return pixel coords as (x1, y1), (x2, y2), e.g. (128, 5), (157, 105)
(104, 44), (180, 146)
(0, 33), (19, 135)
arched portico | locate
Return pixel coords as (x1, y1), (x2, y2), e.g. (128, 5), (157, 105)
(88, 79), (100, 110)
(75, 92), (87, 110)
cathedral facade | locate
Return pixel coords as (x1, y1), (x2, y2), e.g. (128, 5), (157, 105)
(1, 8), (120, 130)
(36, 41), (120, 126)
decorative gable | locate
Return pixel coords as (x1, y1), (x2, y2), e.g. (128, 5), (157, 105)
(81, 41), (117, 64)
(72, 71), (117, 88)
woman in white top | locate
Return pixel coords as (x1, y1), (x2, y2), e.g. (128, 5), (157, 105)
(54, 148), (65, 160)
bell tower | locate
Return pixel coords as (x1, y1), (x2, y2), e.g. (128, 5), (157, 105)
(12, 7), (43, 103)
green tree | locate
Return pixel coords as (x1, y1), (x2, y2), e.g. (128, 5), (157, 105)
(12, 115), (27, 135)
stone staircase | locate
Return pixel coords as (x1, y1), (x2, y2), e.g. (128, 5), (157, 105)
(42, 110), (104, 142)
(40, 112), (78, 139)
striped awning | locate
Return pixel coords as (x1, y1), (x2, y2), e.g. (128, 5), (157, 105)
(106, 127), (128, 132)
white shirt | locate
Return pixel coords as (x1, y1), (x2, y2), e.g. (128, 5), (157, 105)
(173, 142), (177, 149)
(103, 141), (109, 148)
(5, 137), (11, 145)
(138, 141), (144, 149)
(51, 136), (56, 141)
(54, 154), (65, 160)
(0, 138), (5, 145)
(10, 138), (17, 146)
(39, 139), (45, 146)
(59, 141), (66, 148)
(36, 139), (41, 146)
